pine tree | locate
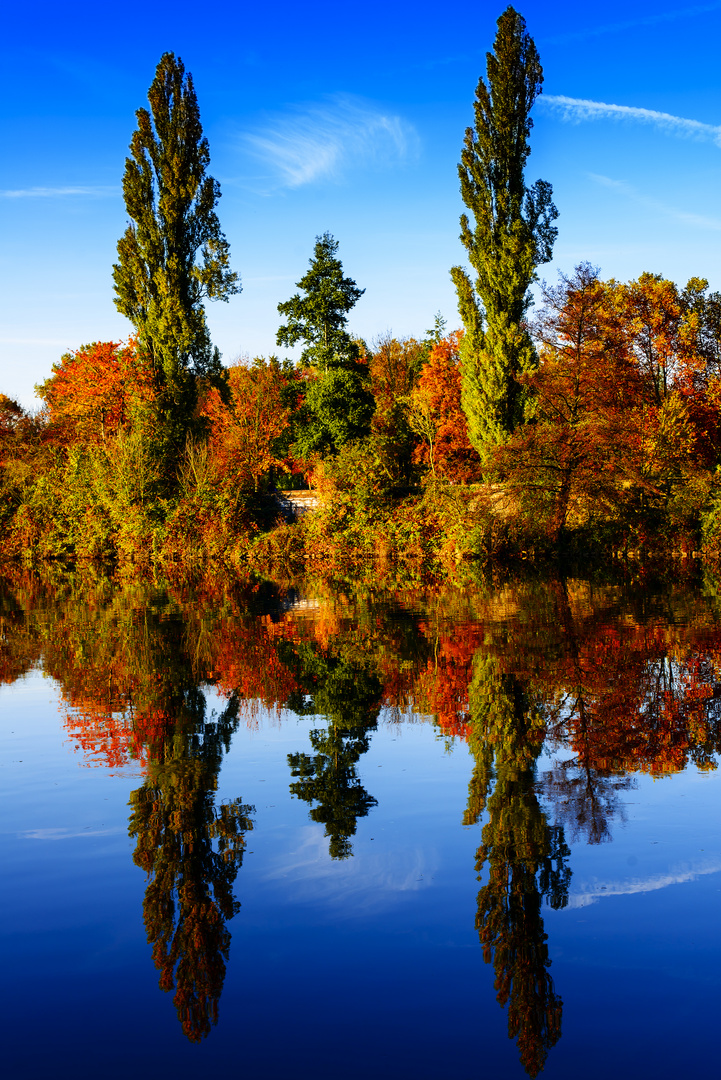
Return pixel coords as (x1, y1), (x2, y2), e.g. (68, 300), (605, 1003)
(113, 52), (240, 464)
(277, 232), (364, 371)
(450, 6), (558, 460)
(277, 233), (373, 456)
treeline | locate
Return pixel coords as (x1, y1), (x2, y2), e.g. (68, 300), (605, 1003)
(3, 8), (721, 576)
(5, 260), (721, 576)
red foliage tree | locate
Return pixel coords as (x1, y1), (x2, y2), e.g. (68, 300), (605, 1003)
(409, 332), (482, 483)
(202, 359), (292, 492)
(36, 339), (153, 446)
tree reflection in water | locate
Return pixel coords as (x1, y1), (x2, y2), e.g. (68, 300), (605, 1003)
(4, 571), (721, 1065)
(0, 584), (258, 1044)
(129, 688), (254, 1042)
(465, 652), (569, 1078)
(285, 641), (382, 859)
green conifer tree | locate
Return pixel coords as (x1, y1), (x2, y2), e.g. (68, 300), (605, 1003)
(451, 7), (558, 460)
(277, 233), (374, 456)
(113, 52), (240, 466)
(277, 232), (364, 371)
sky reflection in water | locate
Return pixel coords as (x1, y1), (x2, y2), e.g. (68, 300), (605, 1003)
(1, 573), (720, 1079)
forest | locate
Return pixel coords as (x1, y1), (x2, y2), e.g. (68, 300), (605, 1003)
(3, 6), (721, 581)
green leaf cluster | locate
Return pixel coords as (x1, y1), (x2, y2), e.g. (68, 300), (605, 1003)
(277, 232), (364, 370)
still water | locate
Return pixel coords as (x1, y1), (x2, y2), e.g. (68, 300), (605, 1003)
(1, 572), (720, 1079)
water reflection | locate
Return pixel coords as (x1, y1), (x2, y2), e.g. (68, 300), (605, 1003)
(466, 654), (569, 1077)
(128, 688), (254, 1042)
(2, 571), (721, 1071)
(0, 579), (258, 1042)
(285, 642), (382, 859)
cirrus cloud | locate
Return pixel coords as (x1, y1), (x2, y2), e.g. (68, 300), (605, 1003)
(540, 94), (721, 147)
(543, 3), (721, 44)
(0, 185), (119, 198)
(242, 94), (419, 189)
(587, 172), (721, 231)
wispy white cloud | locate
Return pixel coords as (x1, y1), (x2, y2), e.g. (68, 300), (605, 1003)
(263, 825), (435, 914)
(21, 826), (123, 840)
(0, 186), (119, 198)
(544, 3), (721, 44)
(587, 172), (721, 231)
(243, 94), (418, 189)
(566, 858), (721, 908)
(540, 95), (721, 147)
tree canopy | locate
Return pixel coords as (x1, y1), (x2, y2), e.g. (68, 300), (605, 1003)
(277, 233), (374, 457)
(113, 51), (240, 461)
(451, 5), (558, 459)
(277, 232), (364, 371)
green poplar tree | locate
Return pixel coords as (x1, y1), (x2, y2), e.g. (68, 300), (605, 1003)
(451, 6), (558, 460)
(113, 52), (240, 468)
(277, 232), (374, 456)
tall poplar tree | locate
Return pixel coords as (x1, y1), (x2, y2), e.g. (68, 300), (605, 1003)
(451, 6), (557, 460)
(113, 52), (240, 464)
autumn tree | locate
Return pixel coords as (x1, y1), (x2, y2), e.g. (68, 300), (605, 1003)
(490, 264), (721, 543)
(613, 272), (719, 529)
(491, 265), (641, 541)
(36, 340), (152, 447)
(619, 273), (692, 406)
(451, 6), (557, 460)
(113, 52), (240, 467)
(368, 335), (426, 484)
(407, 332), (483, 484)
(277, 233), (373, 457)
(201, 358), (293, 493)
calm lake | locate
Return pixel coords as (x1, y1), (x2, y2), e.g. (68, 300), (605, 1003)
(2, 570), (720, 1079)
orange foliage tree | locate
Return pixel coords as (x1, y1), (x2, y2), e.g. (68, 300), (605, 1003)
(368, 335), (426, 483)
(493, 264), (643, 539)
(494, 265), (719, 541)
(618, 272), (695, 406)
(408, 332), (482, 483)
(36, 339), (153, 446)
(202, 359), (293, 492)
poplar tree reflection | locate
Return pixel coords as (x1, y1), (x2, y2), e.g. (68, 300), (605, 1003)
(129, 687), (254, 1042)
(18, 588), (257, 1045)
(465, 652), (570, 1079)
(286, 642), (382, 859)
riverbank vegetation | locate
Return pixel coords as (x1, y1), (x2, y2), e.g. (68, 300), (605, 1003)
(4, 7), (721, 580)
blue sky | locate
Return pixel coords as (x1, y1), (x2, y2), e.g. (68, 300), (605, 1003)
(3, 0), (721, 407)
